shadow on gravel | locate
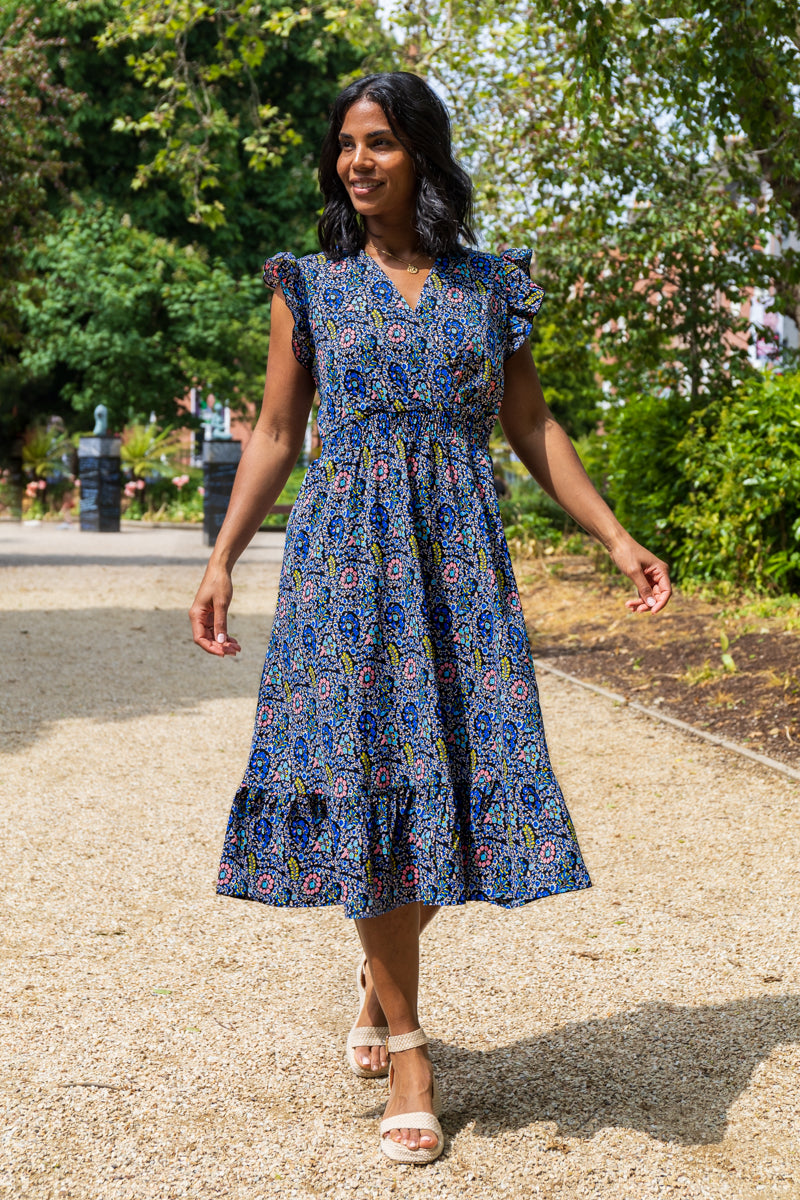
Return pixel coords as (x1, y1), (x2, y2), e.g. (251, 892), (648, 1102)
(438, 994), (799, 1145)
(2, 609), (274, 752)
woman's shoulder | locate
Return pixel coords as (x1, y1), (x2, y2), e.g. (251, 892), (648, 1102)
(439, 245), (534, 285)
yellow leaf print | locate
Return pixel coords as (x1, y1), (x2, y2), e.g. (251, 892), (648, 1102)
(295, 777), (307, 794)
(422, 634), (434, 660)
(403, 742), (413, 766)
(409, 533), (419, 557)
(325, 763), (333, 783)
(327, 554), (336, 575)
(371, 542), (383, 565)
(289, 857), (300, 881)
(474, 647), (483, 671)
(372, 309), (384, 327)
(365, 858), (373, 882)
(478, 547), (487, 570)
(436, 737), (448, 763)
(500, 655), (511, 680)
(293, 568), (301, 586)
(326, 318), (336, 337)
(470, 748), (477, 771)
(363, 445), (371, 467)
(342, 651), (354, 675)
(324, 459), (334, 482)
(283, 681), (291, 700)
(522, 824), (536, 850)
(308, 665), (316, 685)
(247, 852), (257, 875)
(433, 441), (443, 466)
(387, 642), (400, 667)
(432, 542), (442, 566)
(360, 750), (371, 776)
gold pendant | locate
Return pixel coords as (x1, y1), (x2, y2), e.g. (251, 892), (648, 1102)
(407, 264), (420, 274)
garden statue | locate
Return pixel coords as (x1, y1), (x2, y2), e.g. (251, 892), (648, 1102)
(209, 400), (231, 440)
(92, 403), (108, 436)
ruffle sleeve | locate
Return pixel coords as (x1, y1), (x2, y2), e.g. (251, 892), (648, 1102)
(499, 247), (545, 359)
(262, 251), (314, 373)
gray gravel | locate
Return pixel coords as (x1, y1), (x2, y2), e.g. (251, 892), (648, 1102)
(1, 522), (799, 1200)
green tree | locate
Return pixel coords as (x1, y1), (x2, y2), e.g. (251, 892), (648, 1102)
(17, 202), (267, 428)
(0, 7), (79, 357)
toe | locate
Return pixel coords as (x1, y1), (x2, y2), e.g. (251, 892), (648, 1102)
(370, 1046), (383, 1071)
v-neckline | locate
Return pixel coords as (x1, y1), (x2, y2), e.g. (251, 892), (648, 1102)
(360, 249), (440, 317)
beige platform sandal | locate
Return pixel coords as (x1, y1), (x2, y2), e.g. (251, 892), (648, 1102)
(380, 1028), (444, 1165)
(345, 955), (390, 1078)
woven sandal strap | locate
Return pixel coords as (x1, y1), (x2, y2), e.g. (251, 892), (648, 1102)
(386, 1028), (428, 1053)
(347, 1025), (389, 1048)
(380, 1112), (442, 1136)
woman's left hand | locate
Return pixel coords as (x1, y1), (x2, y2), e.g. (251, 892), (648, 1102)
(609, 537), (673, 614)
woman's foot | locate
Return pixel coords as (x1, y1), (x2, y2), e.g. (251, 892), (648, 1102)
(353, 958), (389, 1073)
(382, 1044), (439, 1153)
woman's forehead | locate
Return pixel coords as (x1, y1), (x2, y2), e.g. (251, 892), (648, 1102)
(340, 97), (391, 135)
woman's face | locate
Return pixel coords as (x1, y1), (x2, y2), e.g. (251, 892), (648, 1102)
(336, 98), (417, 225)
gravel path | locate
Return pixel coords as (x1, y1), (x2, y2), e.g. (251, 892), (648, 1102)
(2, 523), (799, 1200)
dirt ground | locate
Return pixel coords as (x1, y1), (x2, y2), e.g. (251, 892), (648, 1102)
(516, 553), (800, 771)
(1, 522), (799, 1200)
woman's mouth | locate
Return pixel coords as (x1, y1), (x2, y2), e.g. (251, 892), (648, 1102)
(351, 179), (383, 196)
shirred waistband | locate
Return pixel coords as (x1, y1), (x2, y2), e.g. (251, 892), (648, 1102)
(318, 406), (489, 454)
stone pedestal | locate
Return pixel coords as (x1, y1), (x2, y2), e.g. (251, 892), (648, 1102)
(203, 440), (241, 547)
(78, 436), (122, 532)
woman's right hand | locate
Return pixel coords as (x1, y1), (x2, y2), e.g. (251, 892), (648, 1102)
(189, 565), (242, 657)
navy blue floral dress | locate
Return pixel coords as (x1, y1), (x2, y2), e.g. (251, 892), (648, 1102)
(216, 246), (591, 918)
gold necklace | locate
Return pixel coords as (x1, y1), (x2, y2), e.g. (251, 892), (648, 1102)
(366, 241), (426, 275)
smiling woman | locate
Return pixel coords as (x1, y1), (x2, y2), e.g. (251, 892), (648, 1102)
(190, 70), (671, 1168)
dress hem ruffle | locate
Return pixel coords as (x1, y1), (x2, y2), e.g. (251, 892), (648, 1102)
(215, 876), (592, 921)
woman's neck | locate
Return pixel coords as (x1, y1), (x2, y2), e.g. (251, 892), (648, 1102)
(364, 218), (420, 261)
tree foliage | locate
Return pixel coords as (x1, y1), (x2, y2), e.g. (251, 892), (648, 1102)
(17, 202), (267, 429)
(0, 7), (80, 356)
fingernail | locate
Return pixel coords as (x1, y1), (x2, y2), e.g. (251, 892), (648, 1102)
(217, 632), (226, 643)
(646, 596), (656, 607)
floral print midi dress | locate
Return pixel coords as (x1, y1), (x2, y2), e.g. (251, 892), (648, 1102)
(216, 246), (592, 919)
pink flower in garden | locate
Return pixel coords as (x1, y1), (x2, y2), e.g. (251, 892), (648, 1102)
(197, 486), (205, 496)
(172, 474), (190, 490)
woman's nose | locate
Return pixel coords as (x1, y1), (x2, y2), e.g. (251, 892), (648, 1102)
(352, 142), (374, 168)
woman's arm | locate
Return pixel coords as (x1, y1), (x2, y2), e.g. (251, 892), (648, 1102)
(189, 289), (316, 656)
(499, 343), (672, 613)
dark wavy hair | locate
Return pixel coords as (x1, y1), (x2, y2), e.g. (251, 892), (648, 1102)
(317, 72), (475, 259)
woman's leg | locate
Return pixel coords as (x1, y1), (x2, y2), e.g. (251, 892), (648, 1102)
(352, 904), (439, 1072)
(354, 902), (440, 1152)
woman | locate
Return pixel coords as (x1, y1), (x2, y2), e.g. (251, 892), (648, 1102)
(190, 71), (671, 1165)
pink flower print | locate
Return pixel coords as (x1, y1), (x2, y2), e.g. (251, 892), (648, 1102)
(442, 561), (459, 584)
(386, 557), (403, 583)
(256, 872), (274, 894)
(257, 704), (274, 725)
(318, 677), (331, 700)
(387, 323), (406, 343)
(375, 765), (391, 789)
(291, 691), (304, 714)
(333, 470), (351, 493)
(510, 679), (529, 701)
(474, 845), (492, 866)
(339, 327), (357, 348)
(218, 863), (233, 885)
(372, 459), (390, 482)
(539, 840), (556, 864)
(508, 591), (521, 610)
(483, 669), (498, 692)
(333, 777), (348, 799)
(401, 865), (419, 887)
(407, 455), (419, 477)
(474, 768), (492, 786)
(445, 462), (459, 485)
(358, 664), (377, 688)
(414, 758), (427, 780)
(339, 565), (359, 589)
(437, 662), (457, 685)
(403, 658), (417, 680)
(301, 580), (315, 602)
(446, 287), (464, 303)
(303, 873), (322, 895)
